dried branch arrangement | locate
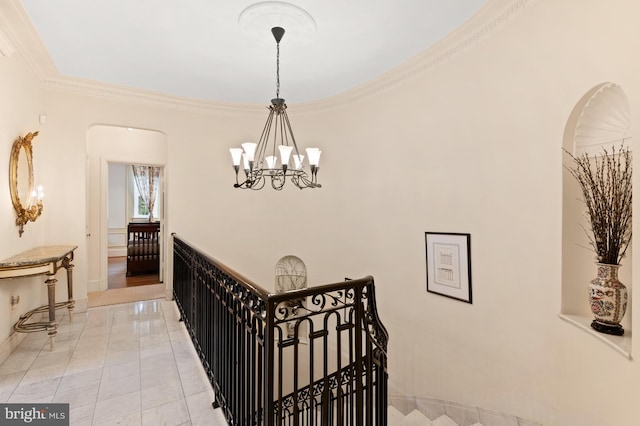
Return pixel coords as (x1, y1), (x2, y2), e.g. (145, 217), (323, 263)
(564, 145), (632, 265)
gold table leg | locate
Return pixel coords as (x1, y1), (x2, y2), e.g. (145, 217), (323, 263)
(63, 257), (75, 322)
(46, 274), (57, 351)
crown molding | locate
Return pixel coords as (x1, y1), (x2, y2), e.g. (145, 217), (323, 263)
(294, 0), (535, 114)
(2, 0), (535, 116)
(40, 76), (266, 115)
(0, 1), (57, 77)
(0, 16), (15, 57)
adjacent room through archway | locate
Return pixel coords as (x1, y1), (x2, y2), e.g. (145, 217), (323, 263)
(86, 125), (169, 306)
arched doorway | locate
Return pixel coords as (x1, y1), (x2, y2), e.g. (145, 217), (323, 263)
(86, 125), (168, 302)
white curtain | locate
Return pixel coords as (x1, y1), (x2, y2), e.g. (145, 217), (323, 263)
(132, 165), (161, 221)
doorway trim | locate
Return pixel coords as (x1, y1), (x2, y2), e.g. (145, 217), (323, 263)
(86, 125), (168, 293)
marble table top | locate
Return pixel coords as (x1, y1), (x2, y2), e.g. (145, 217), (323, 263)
(0, 245), (77, 268)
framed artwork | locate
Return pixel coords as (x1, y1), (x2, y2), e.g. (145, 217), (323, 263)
(425, 232), (472, 304)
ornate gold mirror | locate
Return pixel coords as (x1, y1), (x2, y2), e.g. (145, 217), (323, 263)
(9, 131), (43, 237)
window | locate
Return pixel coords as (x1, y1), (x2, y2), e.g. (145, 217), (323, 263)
(130, 168), (160, 220)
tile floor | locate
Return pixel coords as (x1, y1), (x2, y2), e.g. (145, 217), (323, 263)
(0, 299), (228, 425)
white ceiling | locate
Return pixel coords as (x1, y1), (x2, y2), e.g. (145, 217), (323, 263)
(21, 0), (487, 104)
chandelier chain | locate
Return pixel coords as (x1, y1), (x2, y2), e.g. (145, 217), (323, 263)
(276, 41), (280, 99)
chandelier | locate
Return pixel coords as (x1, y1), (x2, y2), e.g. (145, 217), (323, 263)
(229, 27), (321, 190)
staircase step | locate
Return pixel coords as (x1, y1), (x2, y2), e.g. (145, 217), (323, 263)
(433, 414), (463, 426)
(388, 406), (407, 426)
(389, 405), (485, 426)
(401, 409), (433, 425)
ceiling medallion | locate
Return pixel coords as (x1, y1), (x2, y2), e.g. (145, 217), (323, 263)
(238, 2), (316, 46)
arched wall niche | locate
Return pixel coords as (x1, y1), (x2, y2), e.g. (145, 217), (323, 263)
(275, 255), (307, 293)
(573, 82), (632, 156)
(561, 82), (633, 357)
(275, 255), (307, 339)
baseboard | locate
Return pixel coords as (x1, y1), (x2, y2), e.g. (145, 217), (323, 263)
(0, 330), (27, 365)
(108, 248), (127, 257)
(0, 312), (45, 365)
(74, 298), (88, 313)
(87, 279), (101, 293)
(388, 394), (542, 426)
(164, 287), (173, 300)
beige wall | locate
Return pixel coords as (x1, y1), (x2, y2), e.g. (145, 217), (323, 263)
(0, 42), (53, 352)
(1, 0), (640, 424)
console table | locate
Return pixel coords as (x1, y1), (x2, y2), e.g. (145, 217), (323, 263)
(0, 245), (77, 351)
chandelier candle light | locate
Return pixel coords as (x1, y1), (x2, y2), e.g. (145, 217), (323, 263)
(230, 27), (321, 190)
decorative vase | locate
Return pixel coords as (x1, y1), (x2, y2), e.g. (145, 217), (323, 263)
(589, 263), (627, 336)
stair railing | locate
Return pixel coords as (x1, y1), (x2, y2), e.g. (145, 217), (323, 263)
(172, 234), (388, 425)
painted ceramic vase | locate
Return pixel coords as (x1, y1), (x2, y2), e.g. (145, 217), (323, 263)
(589, 263), (627, 336)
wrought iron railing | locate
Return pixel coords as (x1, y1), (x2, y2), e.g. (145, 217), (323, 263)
(172, 234), (388, 426)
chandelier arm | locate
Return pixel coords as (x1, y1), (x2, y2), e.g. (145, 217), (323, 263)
(256, 108), (276, 167)
(234, 175), (250, 189)
(272, 112), (280, 158)
(276, 110), (287, 166)
(253, 178), (266, 190)
(234, 167), (266, 189)
(281, 116), (289, 150)
(250, 170), (266, 190)
(291, 172), (316, 189)
(233, 167), (248, 188)
(291, 173), (303, 187)
(281, 111), (302, 157)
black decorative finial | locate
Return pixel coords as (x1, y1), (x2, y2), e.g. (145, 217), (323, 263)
(271, 27), (285, 43)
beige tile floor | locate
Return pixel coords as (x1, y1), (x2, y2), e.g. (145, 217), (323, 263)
(0, 299), (228, 425)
